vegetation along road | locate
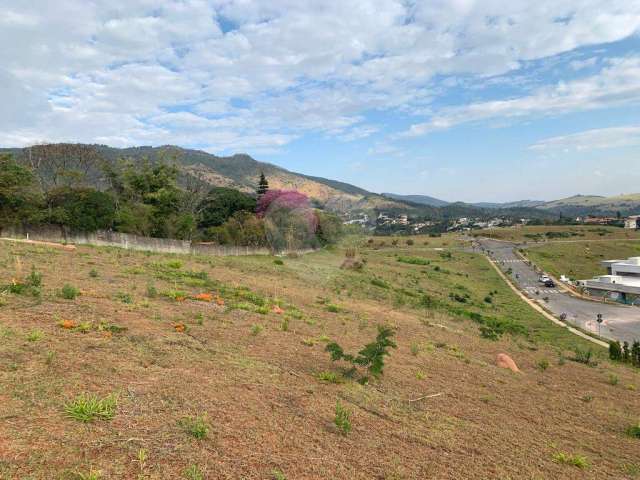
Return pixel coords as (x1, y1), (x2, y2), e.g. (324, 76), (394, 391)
(476, 238), (640, 345)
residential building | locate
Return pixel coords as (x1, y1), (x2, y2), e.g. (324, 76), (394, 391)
(581, 256), (640, 305)
(625, 215), (640, 229)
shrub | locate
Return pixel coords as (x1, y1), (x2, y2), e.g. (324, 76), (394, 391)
(250, 324), (264, 336)
(317, 371), (342, 383)
(609, 340), (622, 361)
(272, 470), (287, 480)
(406, 239), (414, 246)
(397, 256), (429, 265)
(3, 267), (43, 297)
(325, 325), (397, 384)
(274, 258), (284, 265)
(537, 359), (549, 371)
(89, 268), (99, 278)
(59, 284), (80, 300)
(571, 348), (595, 366)
(334, 401), (351, 435)
(65, 393), (117, 422)
(326, 304), (340, 313)
(116, 292), (133, 304)
(179, 415), (209, 439)
(608, 374), (619, 386)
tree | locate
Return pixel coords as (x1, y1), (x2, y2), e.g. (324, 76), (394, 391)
(197, 187), (256, 229)
(257, 172), (269, 196)
(23, 144), (104, 190)
(609, 340), (622, 361)
(46, 187), (116, 232)
(0, 154), (45, 227)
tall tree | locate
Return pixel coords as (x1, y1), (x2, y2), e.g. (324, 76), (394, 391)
(257, 172), (269, 196)
(0, 154), (44, 227)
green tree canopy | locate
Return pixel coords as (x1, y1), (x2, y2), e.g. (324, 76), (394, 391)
(198, 187), (257, 229)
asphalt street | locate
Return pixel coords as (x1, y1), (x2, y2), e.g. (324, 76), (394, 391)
(475, 238), (640, 345)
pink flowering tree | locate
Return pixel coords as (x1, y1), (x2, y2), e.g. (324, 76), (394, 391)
(256, 190), (319, 251)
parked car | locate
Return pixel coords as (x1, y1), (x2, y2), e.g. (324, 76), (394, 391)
(539, 275), (550, 283)
(544, 279), (555, 288)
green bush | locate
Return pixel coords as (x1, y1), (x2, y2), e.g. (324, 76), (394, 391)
(334, 401), (351, 435)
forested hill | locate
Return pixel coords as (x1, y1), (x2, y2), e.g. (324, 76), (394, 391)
(0, 144), (404, 214)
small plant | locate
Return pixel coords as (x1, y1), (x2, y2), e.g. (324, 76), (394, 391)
(608, 374), (619, 386)
(76, 469), (102, 480)
(334, 401), (351, 435)
(26, 330), (44, 342)
(410, 342), (420, 356)
(271, 470), (287, 480)
(250, 324), (264, 336)
(609, 340), (622, 360)
(273, 258), (284, 265)
(179, 414), (209, 439)
(146, 284), (158, 298)
(65, 393), (117, 422)
(325, 325), (397, 384)
(59, 284), (80, 300)
(580, 394), (593, 403)
(89, 269), (99, 278)
(552, 452), (589, 469)
(280, 317), (289, 331)
(326, 303), (340, 313)
(184, 464), (204, 480)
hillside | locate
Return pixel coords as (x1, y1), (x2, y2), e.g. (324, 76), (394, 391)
(382, 192), (450, 207)
(1, 235), (638, 478)
(1, 145), (408, 215)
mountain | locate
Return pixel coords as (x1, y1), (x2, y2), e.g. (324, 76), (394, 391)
(537, 194), (640, 216)
(472, 200), (546, 209)
(2, 144), (407, 214)
(382, 192), (450, 207)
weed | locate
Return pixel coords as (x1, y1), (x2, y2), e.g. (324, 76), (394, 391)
(146, 284), (158, 298)
(45, 351), (55, 366)
(410, 342), (420, 356)
(416, 371), (425, 380)
(89, 268), (99, 278)
(272, 470), (287, 480)
(65, 393), (118, 422)
(179, 414), (209, 439)
(326, 303), (340, 313)
(274, 258), (284, 265)
(76, 469), (102, 480)
(317, 371), (342, 383)
(302, 338), (315, 346)
(26, 330), (44, 342)
(371, 277), (390, 289)
(552, 452), (589, 469)
(184, 464), (204, 480)
(580, 394), (593, 403)
(334, 401), (351, 435)
(250, 324), (264, 336)
(608, 374), (619, 386)
(280, 317), (289, 331)
(59, 283), (80, 300)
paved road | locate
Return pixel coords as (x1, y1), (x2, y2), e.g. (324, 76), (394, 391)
(474, 238), (640, 345)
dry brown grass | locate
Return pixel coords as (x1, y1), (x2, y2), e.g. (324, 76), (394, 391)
(0, 239), (639, 479)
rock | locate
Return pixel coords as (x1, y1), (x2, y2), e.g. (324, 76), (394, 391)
(496, 353), (520, 373)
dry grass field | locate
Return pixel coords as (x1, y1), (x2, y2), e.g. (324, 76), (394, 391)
(1, 235), (639, 479)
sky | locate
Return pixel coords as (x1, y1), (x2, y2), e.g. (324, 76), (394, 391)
(1, 1), (640, 203)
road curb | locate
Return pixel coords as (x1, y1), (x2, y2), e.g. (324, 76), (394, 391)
(484, 254), (608, 348)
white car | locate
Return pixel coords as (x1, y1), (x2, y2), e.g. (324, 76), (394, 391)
(539, 275), (550, 284)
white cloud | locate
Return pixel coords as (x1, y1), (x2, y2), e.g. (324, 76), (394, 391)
(403, 56), (640, 137)
(529, 125), (640, 151)
(1, 0), (640, 153)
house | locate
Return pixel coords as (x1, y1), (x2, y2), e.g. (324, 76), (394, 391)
(625, 215), (640, 229)
(582, 216), (617, 225)
(581, 256), (640, 305)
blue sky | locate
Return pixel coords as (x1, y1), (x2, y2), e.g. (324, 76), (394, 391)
(1, 1), (640, 202)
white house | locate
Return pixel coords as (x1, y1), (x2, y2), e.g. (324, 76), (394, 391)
(581, 256), (640, 304)
(625, 215), (640, 229)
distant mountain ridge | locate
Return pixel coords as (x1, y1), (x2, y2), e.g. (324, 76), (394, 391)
(384, 191), (640, 217)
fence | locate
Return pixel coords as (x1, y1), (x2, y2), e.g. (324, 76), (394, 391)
(0, 225), (312, 257)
